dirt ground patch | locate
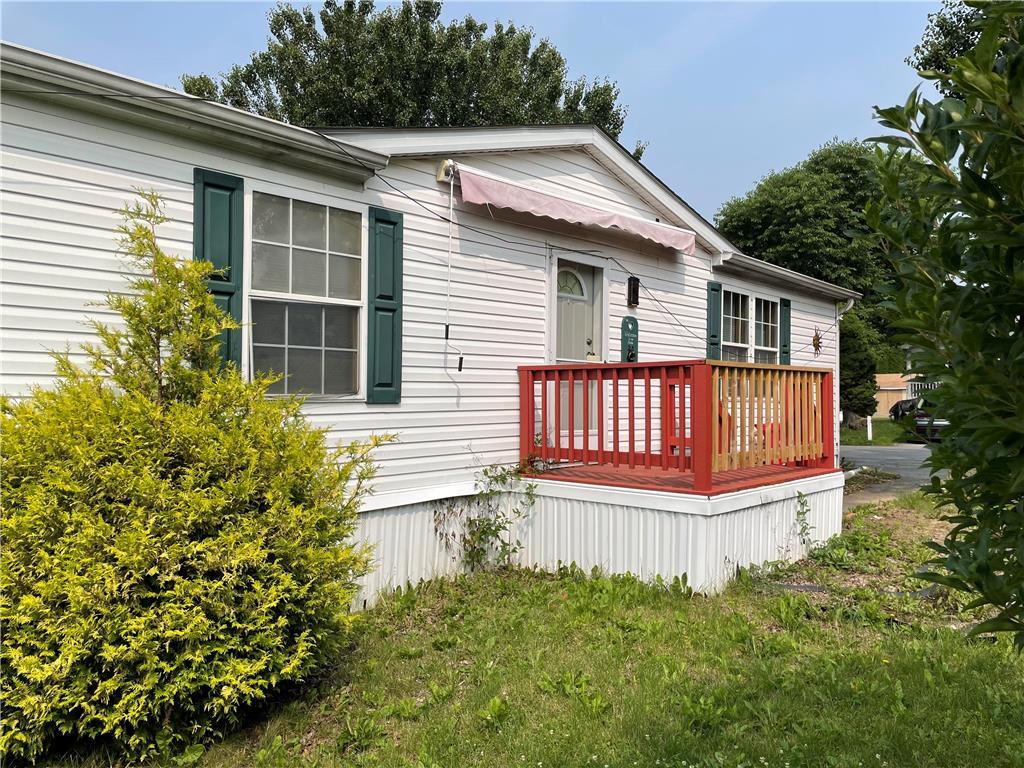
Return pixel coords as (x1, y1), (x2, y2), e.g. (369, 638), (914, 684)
(868, 495), (949, 547)
(767, 492), (971, 624)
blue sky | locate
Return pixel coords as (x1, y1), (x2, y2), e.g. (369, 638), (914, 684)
(1, 1), (939, 218)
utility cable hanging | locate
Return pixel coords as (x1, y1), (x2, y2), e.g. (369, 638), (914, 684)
(604, 255), (705, 344)
(10, 86), (708, 352)
(442, 159), (464, 372)
(7, 84), (637, 260)
(791, 317), (840, 355)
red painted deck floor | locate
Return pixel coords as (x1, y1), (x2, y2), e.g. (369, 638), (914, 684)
(525, 463), (841, 496)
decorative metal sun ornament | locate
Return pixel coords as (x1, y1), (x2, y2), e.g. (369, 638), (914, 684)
(812, 327), (824, 357)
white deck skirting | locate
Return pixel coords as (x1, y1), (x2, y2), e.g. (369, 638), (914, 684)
(354, 472), (844, 606)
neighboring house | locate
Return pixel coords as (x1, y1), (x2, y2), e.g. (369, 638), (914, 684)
(875, 373), (913, 418)
(0, 43), (860, 604)
(874, 373), (938, 418)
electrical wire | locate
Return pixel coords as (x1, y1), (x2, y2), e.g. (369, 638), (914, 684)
(12, 81), (849, 400)
(302, 123), (708, 346)
(790, 317), (840, 356)
(11, 84), (693, 266)
(446, 163), (454, 329)
(603, 254), (705, 343)
(441, 160), (464, 371)
(10, 84), (709, 345)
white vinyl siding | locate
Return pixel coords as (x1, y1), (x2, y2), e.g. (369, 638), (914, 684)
(1, 89), (839, 507)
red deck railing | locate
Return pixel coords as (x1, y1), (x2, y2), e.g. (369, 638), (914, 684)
(518, 359), (834, 493)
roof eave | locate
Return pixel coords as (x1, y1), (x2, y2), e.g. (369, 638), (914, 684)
(0, 42), (389, 183)
(712, 251), (861, 302)
(321, 124), (735, 255)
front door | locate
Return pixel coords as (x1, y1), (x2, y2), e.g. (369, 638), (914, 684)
(555, 259), (602, 435)
(556, 260), (599, 362)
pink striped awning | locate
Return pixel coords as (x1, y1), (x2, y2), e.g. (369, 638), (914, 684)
(457, 166), (696, 256)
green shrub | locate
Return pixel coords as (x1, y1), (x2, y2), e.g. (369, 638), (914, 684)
(0, 192), (386, 762)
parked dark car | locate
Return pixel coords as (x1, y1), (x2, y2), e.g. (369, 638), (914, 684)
(888, 397), (918, 421)
(889, 397), (947, 441)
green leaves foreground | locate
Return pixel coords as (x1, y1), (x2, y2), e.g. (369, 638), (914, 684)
(0, 192), (388, 761)
(867, 4), (1024, 646)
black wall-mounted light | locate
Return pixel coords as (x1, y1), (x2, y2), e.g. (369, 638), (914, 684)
(627, 275), (640, 307)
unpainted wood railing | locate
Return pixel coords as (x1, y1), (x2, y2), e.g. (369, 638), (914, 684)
(710, 361), (832, 471)
(517, 359), (834, 492)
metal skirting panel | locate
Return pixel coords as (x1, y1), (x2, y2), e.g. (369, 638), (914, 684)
(508, 481), (842, 593)
(353, 499), (460, 608)
(697, 486), (842, 591)
(512, 497), (702, 584)
(353, 479), (843, 606)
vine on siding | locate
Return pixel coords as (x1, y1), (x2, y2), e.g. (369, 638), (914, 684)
(433, 464), (538, 571)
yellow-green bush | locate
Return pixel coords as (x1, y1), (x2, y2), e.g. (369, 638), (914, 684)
(0, 192), (384, 762)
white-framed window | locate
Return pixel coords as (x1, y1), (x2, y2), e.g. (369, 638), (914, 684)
(248, 190), (364, 396)
(754, 297), (779, 364)
(721, 290), (749, 361)
(721, 289), (780, 364)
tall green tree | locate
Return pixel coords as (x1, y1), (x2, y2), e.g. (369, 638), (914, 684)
(715, 140), (887, 296)
(714, 140), (898, 417)
(182, 0), (643, 157)
(867, 4), (1024, 644)
(838, 311), (879, 420)
(906, 0), (982, 98)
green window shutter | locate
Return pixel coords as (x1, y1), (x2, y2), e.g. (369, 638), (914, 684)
(706, 281), (722, 360)
(193, 168), (244, 367)
(780, 298), (792, 364)
(366, 206), (404, 404)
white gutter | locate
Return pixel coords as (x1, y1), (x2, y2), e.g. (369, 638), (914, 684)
(0, 42), (389, 183)
(712, 251), (861, 302)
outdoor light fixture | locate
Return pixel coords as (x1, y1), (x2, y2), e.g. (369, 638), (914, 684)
(627, 275), (640, 307)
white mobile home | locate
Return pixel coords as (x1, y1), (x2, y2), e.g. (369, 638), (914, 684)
(0, 43), (859, 603)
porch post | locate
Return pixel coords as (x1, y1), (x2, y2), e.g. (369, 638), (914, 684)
(692, 363), (714, 493)
(518, 367), (535, 466)
(821, 370), (835, 468)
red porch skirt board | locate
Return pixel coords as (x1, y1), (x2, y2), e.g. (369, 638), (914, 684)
(523, 463), (842, 497)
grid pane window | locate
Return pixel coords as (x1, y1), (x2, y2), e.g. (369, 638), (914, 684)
(557, 269), (585, 297)
(250, 192), (363, 396)
(252, 243), (289, 293)
(754, 298), (779, 363)
(251, 300), (359, 395)
(721, 290), (749, 360)
(329, 254), (360, 300)
(251, 192), (362, 299)
(755, 298), (778, 349)
(720, 290), (782, 363)
(723, 345), (749, 362)
(330, 209), (361, 254)
(721, 290), (748, 344)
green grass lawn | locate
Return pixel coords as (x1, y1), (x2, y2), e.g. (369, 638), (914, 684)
(61, 494), (1023, 768)
(840, 418), (913, 447)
